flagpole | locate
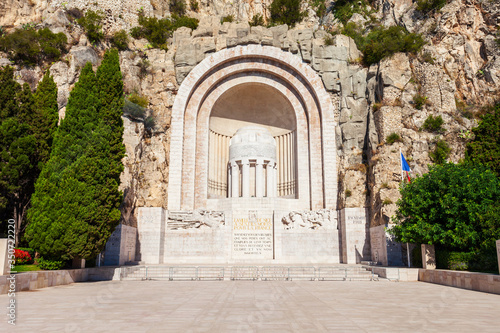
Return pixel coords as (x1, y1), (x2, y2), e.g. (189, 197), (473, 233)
(400, 148), (411, 268)
(400, 148), (404, 182)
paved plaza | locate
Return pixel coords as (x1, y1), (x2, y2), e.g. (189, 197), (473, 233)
(2, 280), (500, 332)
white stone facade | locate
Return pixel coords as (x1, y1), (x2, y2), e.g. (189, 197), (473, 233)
(110, 45), (372, 264)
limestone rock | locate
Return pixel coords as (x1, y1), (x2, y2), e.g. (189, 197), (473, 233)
(49, 61), (77, 110)
(69, 46), (100, 69)
(44, 8), (70, 28)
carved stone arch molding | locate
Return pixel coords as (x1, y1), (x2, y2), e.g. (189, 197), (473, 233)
(168, 45), (338, 211)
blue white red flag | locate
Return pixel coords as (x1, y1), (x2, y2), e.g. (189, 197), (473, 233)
(401, 153), (411, 172)
(400, 151), (411, 183)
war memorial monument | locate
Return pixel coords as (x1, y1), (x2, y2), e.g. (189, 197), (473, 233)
(104, 46), (374, 266)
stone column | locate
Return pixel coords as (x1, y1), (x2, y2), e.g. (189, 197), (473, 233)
(266, 162), (273, 197)
(231, 162), (239, 198)
(272, 164), (278, 197)
(421, 244), (436, 270)
(227, 163), (232, 197)
(255, 159), (264, 197)
(496, 240), (500, 275)
(242, 159), (250, 197)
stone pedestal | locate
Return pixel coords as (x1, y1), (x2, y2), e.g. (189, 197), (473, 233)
(340, 208), (370, 264)
(496, 240), (500, 275)
(104, 224), (137, 266)
(275, 210), (340, 264)
(421, 244), (436, 270)
(369, 225), (403, 266)
(137, 207), (166, 264)
(0, 239), (10, 275)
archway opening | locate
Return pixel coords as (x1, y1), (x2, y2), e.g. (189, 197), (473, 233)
(207, 83), (298, 199)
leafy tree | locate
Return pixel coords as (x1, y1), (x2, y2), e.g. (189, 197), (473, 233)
(390, 163), (500, 255)
(466, 103), (500, 176)
(33, 71), (59, 166)
(270, 0), (306, 27)
(0, 67), (58, 245)
(26, 50), (125, 262)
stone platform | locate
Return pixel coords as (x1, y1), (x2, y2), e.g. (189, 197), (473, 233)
(2, 280), (500, 332)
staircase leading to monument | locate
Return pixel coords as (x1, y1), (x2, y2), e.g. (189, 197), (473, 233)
(120, 265), (378, 281)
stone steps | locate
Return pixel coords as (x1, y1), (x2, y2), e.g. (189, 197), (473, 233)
(121, 265), (378, 281)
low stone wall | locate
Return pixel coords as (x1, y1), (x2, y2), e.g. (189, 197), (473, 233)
(0, 267), (120, 294)
(364, 266), (419, 281)
(419, 269), (500, 295)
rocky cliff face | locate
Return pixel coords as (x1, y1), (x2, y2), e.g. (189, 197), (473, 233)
(1, 0), (498, 227)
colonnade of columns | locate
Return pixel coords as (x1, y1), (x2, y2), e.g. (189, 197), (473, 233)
(208, 127), (296, 199)
(276, 131), (296, 197)
(228, 159), (277, 198)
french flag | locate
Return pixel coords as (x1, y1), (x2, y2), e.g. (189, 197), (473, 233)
(400, 150), (411, 183)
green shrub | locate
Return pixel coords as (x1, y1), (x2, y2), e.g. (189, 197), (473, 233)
(170, 0), (187, 16)
(38, 257), (65, 270)
(221, 15), (234, 24)
(421, 51), (434, 64)
(436, 250), (475, 270)
(66, 7), (83, 20)
(413, 93), (428, 110)
(270, 0), (306, 27)
(342, 24), (425, 65)
(363, 26), (425, 65)
(17, 247), (35, 259)
(390, 163), (500, 273)
(123, 99), (146, 119)
(77, 9), (105, 43)
(138, 58), (150, 79)
(190, 0), (199, 12)
(128, 92), (148, 108)
(429, 139), (450, 164)
(345, 189), (352, 197)
(332, 0), (371, 24)
(0, 27), (67, 65)
(324, 34), (334, 46)
(111, 29), (129, 50)
(465, 103), (500, 177)
(144, 115), (156, 130)
(130, 10), (198, 50)
(416, 0), (447, 14)
(310, 0), (327, 18)
(382, 199), (393, 205)
(249, 14), (265, 27)
(422, 115), (444, 133)
(386, 133), (402, 145)
(172, 15), (199, 30)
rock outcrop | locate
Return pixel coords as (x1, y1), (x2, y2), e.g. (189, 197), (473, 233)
(2, 0), (498, 228)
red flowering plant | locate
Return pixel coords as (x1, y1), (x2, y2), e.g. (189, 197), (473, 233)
(14, 249), (33, 265)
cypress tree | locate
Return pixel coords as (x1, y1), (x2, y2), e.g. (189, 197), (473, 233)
(27, 49), (125, 262)
(33, 71), (59, 167)
(0, 67), (40, 245)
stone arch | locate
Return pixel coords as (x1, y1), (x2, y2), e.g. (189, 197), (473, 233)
(168, 45), (337, 211)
